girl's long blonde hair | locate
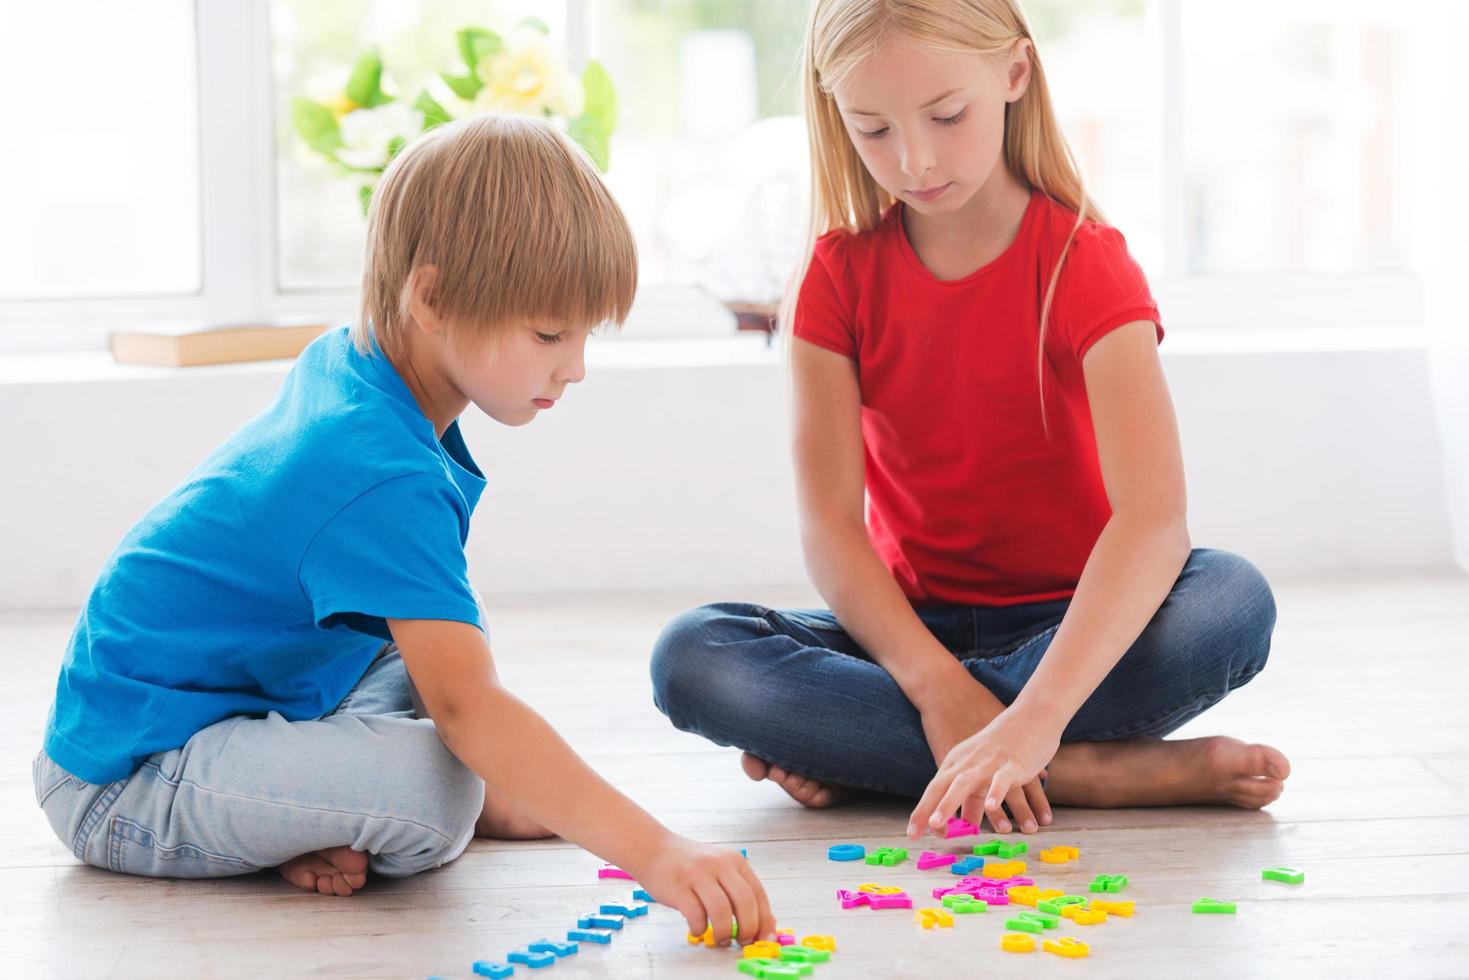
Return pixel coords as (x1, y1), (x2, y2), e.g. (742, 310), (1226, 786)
(787, 0), (1099, 411)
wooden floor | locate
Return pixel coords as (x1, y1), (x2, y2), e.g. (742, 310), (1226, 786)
(4, 572), (1468, 979)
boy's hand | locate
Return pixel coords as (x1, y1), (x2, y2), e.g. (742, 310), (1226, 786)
(917, 674), (1052, 834)
(906, 707), (1060, 840)
(627, 833), (774, 946)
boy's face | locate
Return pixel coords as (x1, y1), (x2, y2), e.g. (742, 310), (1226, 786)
(446, 321), (591, 427)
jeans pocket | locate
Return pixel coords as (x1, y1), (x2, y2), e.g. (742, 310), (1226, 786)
(106, 816), (257, 878)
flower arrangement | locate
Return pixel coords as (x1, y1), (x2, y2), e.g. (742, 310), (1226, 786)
(291, 17), (616, 214)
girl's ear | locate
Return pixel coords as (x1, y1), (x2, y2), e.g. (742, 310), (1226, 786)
(406, 265), (444, 336)
(1005, 38), (1033, 103)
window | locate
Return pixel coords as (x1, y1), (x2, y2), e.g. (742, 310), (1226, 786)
(0, 1), (200, 301)
(0, 0), (1433, 350)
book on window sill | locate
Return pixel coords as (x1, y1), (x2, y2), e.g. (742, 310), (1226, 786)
(108, 321), (330, 368)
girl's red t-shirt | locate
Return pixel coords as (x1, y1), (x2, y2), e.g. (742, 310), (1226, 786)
(793, 191), (1162, 607)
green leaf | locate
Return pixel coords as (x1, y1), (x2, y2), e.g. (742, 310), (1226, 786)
(344, 50), (391, 108)
(440, 70), (483, 100)
(412, 89), (452, 130)
(568, 61), (617, 171)
(457, 27), (502, 70)
(386, 135), (406, 161)
(290, 97), (344, 156)
(516, 15), (551, 34)
(359, 184), (374, 216)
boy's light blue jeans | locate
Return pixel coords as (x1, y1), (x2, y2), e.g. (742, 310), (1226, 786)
(650, 548), (1276, 799)
(34, 647), (482, 879)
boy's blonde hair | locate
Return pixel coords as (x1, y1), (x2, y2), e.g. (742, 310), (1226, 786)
(355, 113), (637, 361)
(791, 0), (1099, 417)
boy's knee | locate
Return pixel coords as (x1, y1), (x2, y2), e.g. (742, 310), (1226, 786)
(367, 724), (482, 876)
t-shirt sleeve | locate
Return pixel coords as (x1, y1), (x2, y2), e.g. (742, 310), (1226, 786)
(298, 474), (482, 635)
(792, 235), (858, 358)
(1049, 224), (1163, 361)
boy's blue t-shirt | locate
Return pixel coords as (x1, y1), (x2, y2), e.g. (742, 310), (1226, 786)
(45, 327), (486, 784)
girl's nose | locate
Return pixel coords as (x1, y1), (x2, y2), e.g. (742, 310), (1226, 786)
(899, 137), (935, 179)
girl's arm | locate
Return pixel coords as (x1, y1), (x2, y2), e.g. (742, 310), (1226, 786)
(792, 337), (1052, 830)
(908, 319), (1191, 835)
(388, 616), (774, 946)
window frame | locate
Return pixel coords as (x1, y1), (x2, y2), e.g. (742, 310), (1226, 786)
(0, 0), (1427, 353)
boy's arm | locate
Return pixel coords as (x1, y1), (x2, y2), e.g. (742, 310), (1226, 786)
(388, 616), (773, 945)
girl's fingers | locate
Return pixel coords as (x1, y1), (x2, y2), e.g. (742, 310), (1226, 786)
(719, 868), (761, 946)
(737, 862), (776, 942)
(908, 774), (950, 837)
(1023, 777), (1052, 826)
(1004, 784), (1037, 834)
(984, 768), (1017, 833)
(694, 878), (736, 946)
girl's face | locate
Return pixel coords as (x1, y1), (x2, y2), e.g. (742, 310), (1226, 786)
(831, 34), (1031, 217)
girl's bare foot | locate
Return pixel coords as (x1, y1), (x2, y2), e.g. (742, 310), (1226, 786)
(476, 788), (556, 840)
(278, 845), (369, 896)
(740, 751), (847, 808)
(1044, 735), (1290, 810)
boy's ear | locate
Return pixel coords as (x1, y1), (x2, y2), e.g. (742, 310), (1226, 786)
(1005, 38), (1033, 103)
(406, 265), (444, 335)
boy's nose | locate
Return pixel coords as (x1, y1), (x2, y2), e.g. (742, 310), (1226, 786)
(557, 351), (586, 385)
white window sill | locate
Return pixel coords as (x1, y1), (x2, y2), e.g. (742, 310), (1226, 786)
(0, 322), (1431, 388)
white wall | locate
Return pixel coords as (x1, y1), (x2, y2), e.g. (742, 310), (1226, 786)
(0, 332), (1454, 610)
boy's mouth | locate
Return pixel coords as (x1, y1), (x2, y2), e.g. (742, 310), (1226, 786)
(533, 398), (556, 409)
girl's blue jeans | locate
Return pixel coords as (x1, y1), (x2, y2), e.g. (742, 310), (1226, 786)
(650, 548), (1276, 799)
(34, 647), (482, 879)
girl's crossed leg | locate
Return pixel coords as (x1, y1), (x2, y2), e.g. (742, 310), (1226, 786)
(650, 549), (1289, 823)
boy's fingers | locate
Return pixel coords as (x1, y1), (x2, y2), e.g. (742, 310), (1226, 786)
(694, 880), (735, 945)
(737, 863), (775, 941)
(675, 893), (709, 938)
(720, 869), (760, 946)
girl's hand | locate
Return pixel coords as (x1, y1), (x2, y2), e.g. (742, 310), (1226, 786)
(917, 674), (1053, 834)
(906, 708), (1061, 839)
(627, 833), (775, 946)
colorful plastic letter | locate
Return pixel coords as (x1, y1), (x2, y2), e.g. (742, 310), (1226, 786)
(997, 841), (1028, 859)
(973, 839), (1003, 856)
(836, 889), (870, 909)
(1089, 899), (1134, 918)
(945, 817), (981, 838)
(914, 908), (955, 929)
(827, 843), (865, 862)
(506, 950), (555, 968)
(917, 850), (959, 870)
(1017, 910), (1060, 929)
(950, 856), (987, 876)
(1038, 896), (1087, 915)
(780, 944), (833, 963)
(1004, 917), (1042, 934)
(737, 959), (811, 979)
(632, 888), (656, 902)
(1192, 898), (1237, 914)
(600, 903), (647, 918)
(597, 863), (633, 880)
(743, 942), (782, 959)
(1000, 933), (1036, 953)
(1039, 846), (1079, 864)
(1089, 874), (1128, 893)
(1043, 937), (1090, 958)
(865, 846), (908, 867)
(941, 894), (988, 913)
(775, 929), (796, 946)
(580, 915), (624, 930)
(1263, 866), (1304, 884)
(1070, 908), (1108, 925)
(1007, 885), (1040, 906)
(471, 964), (513, 979)
(527, 939), (578, 957)
(566, 929), (612, 944)
(800, 935), (837, 952)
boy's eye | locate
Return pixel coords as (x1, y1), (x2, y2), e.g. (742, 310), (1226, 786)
(536, 332), (563, 344)
(936, 108), (967, 126)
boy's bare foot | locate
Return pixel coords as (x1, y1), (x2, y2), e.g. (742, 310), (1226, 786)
(1044, 735), (1290, 810)
(278, 845), (369, 896)
(741, 752), (847, 808)
(476, 788), (556, 840)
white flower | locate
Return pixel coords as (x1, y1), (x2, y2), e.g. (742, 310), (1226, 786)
(336, 102), (424, 169)
(472, 33), (584, 118)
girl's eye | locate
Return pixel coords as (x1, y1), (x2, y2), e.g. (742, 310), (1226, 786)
(536, 332), (563, 344)
(936, 109), (967, 126)
(857, 126), (889, 140)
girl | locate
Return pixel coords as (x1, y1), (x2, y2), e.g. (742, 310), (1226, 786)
(651, 0), (1289, 838)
